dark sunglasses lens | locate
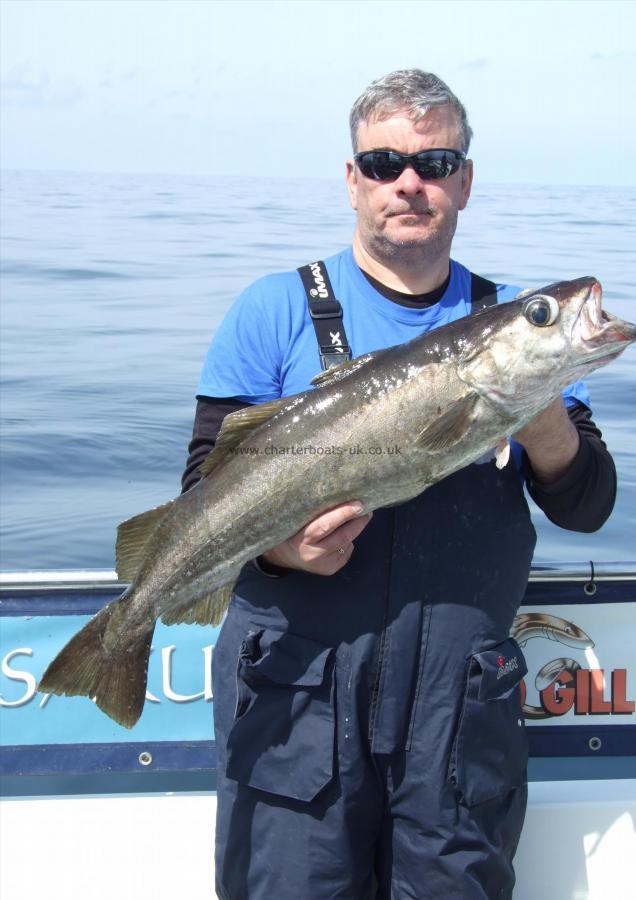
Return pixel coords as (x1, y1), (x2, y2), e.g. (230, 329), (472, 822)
(357, 152), (404, 181)
(357, 150), (462, 181)
(412, 152), (461, 180)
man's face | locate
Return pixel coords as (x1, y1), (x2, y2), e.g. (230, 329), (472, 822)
(346, 105), (473, 263)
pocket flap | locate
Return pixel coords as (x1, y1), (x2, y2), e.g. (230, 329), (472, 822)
(473, 638), (527, 700)
(450, 637), (529, 807)
(239, 628), (332, 687)
(228, 626), (335, 801)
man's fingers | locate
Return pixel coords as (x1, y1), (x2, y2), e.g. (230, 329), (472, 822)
(315, 512), (373, 553)
(302, 501), (366, 543)
(322, 541), (355, 574)
(261, 503), (372, 574)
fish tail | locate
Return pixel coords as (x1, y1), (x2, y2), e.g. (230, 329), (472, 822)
(38, 602), (154, 729)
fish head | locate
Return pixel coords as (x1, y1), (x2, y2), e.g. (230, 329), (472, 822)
(458, 277), (636, 417)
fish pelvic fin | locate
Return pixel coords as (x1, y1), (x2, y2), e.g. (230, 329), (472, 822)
(416, 394), (479, 452)
(38, 602), (153, 729)
(199, 398), (290, 477)
(116, 501), (174, 582)
(161, 581), (235, 627)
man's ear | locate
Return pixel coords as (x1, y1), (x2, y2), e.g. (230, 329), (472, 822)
(459, 158), (473, 211)
(345, 159), (358, 211)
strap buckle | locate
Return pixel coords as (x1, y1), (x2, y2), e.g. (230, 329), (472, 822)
(319, 348), (350, 369)
(309, 300), (343, 319)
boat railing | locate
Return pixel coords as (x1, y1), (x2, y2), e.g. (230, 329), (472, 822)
(1, 560), (635, 592)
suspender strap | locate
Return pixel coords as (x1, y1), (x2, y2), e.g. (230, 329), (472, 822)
(299, 265), (497, 370)
(470, 272), (499, 314)
(298, 261), (352, 370)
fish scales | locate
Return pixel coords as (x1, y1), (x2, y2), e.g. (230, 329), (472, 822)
(39, 276), (636, 727)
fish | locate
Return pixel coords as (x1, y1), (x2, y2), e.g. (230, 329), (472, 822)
(511, 612), (594, 649)
(39, 276), (636, 728)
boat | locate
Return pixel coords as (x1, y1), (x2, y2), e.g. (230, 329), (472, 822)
(1, 564), (634, 899)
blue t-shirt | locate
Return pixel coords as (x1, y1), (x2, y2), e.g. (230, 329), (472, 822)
(197, 247), (589, 413)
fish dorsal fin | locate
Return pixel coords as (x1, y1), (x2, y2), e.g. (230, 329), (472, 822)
(161, 581), (235, 627)
(199, 397), (290, 477)
(310, 352), (378, 388)
(416, 395), (479, 452)
(116, 501), (174, 582)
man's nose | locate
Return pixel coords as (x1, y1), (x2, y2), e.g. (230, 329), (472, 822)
(394, 163), (426, 194)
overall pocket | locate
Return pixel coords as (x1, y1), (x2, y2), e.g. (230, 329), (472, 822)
(449, 637), (528, 807)
(226, 627), (335, 802)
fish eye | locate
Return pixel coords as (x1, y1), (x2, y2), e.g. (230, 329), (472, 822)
(522, 294), (560, 327)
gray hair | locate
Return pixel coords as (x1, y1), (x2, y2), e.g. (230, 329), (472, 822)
(349, 69), (472, 153)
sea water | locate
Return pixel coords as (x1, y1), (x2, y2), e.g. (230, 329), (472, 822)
(1, 170), (634, 569)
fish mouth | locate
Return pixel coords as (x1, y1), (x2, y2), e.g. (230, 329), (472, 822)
(573, 280), (636, 359)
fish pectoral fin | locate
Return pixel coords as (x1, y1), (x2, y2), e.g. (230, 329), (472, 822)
(116, 501), (174, 582)
(310, 351), (379, 388)
(161, 581), (235, 627)
(495, 438), (511, 469)
(416, 395), (479, 452)
(199, 398), (290, 477)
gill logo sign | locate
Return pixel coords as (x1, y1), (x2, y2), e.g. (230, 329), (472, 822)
(511, 612), (635, 719)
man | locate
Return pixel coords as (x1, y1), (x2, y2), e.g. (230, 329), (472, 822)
(183, 70), (616, 899)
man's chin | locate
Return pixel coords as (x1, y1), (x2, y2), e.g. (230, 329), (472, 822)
(379, 218), (457, 253)
(383, 230), (438, 250)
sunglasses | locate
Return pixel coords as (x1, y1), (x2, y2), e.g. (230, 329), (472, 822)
(354, 148), (466, 182)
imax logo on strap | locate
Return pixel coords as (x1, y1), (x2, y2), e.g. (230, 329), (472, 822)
(497, 655), (519, 679)
(309, 262), (329, 299)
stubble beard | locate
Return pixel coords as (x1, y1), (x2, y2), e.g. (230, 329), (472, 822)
(364, 207), (459, 269)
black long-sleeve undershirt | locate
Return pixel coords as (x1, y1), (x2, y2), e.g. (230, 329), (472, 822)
(181, 395), (616, 534)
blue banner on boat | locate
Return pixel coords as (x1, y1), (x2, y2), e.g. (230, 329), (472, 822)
(0, 613), (220, 746)
(1, 571), (635, 785)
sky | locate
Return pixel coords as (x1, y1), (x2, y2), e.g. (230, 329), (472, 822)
(1, 0), (635, 186)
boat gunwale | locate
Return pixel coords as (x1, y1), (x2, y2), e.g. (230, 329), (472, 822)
(1, 562), (635, 592)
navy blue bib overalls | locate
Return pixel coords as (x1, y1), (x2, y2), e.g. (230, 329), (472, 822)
(212, 455), (536, 899)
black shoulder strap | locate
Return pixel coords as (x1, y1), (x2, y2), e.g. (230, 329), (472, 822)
(300, 265), (496, 367)
(470, 272), (499, 314)
(298, 261), (352, 370)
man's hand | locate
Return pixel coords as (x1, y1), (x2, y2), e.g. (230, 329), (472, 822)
(261, 501), (373, 575)
(513, 398), (580, 484)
